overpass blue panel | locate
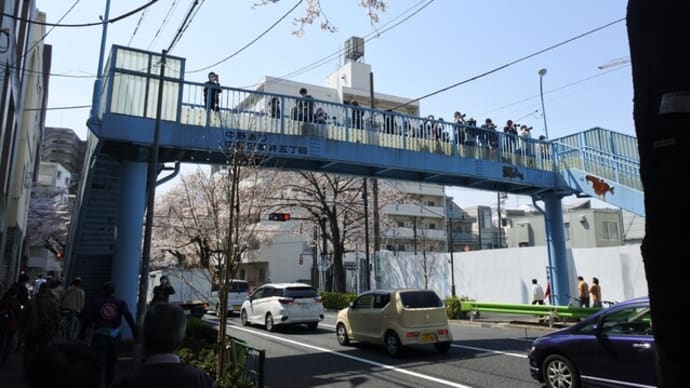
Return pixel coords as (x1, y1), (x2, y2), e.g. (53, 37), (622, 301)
(95, 113), (563, 196)
(562, 168), (645, 217)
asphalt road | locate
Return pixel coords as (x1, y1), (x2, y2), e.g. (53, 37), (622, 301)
(207, 312), (555, 388)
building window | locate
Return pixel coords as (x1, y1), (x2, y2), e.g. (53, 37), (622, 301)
(600, 221), (620, 240)
(564, 222), (571, 241)
(428, 223), (436, 230)
(397, 221), (405, 227)
(57, 171), (62, 178)
(427, 201), (435, 207)
(398, 244), (406, 251)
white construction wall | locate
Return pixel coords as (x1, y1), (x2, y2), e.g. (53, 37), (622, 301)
(370, 244), (648, 304)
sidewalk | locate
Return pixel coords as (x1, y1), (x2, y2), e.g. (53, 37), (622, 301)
(0, 340), (137, 388)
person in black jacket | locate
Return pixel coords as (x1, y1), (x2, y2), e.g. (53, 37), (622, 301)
(203, 72), (221, 111)
(151, 276), (176, 304)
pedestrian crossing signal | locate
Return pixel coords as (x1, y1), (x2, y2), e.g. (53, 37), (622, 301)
(268, 213), (291, 221)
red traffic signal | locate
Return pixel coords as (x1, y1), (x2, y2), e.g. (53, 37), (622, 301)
(268, 213), (291, 221)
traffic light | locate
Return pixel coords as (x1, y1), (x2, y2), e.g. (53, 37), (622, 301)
(268, 213), (291, 221)
(44, 238), (65, 259)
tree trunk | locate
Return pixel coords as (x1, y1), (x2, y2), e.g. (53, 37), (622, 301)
(627, 1), (687, 386)
(333, 244), (346, 292)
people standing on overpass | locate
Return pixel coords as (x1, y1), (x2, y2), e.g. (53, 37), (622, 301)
(297, 87), (314, 123)
(577, 276), (590, 307)
(590, 277), (602, 307)
(203, 71), (221, 112)
(269, 96), (281, 118)
(531, 279), (545, 305)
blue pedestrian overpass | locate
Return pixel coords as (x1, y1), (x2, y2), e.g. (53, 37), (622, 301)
(65, 46), (643, 313)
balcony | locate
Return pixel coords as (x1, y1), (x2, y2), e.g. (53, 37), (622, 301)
(383, 204), (446, 218)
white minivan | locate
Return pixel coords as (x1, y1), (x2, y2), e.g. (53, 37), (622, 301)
(211, 279), (250, 316)
(240, 283), (324, 331)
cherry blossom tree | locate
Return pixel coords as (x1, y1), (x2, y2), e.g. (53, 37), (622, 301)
(275, 172), (402, 292)
(26, 184), (72, 257)
(255, 0), (388, 36)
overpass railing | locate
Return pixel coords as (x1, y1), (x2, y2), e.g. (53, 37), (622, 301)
(554, 142), (642, 191)
(100, 46), (556, 173)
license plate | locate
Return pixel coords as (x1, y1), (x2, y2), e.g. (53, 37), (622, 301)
(420, 333), (435, 343)
(232, 305), (241, 311)
(184, 310), (191, 316)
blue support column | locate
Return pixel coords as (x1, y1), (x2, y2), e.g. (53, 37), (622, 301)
(542, 193), (570, 306)
(112, 161), (147, 338)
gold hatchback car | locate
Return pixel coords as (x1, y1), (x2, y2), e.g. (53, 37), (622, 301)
(335, 289), (453, 357)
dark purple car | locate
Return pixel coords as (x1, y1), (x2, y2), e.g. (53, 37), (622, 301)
(528, 296), (656, 388)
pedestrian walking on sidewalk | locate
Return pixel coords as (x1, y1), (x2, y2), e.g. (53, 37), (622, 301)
(109, 303), (213, 388)
(83, 281), (138, 387)
(0, 286), (22, 366)
(577, 276), (590, 307)
(590, 277), (602, 308)
(22, 283), (59, 375)
(531, 279), (545, 305)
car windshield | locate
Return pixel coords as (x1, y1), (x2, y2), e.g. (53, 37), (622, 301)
(230, 282), (249, 293)
(399, 290), (443, 308)
(283, 287), (319, 298)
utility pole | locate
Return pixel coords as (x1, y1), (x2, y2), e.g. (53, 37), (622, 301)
(447, 218), (456, 297)
(311, 224), (319, 289)
(369, 71), (381, 288)
(137, 49), (166, 325)
(319, 216), (330, 291)
(362, 179), (370, 291)
(413, 216), (418, 255)
(496, 192), (503, 249)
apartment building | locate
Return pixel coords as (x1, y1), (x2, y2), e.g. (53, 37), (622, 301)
(0, 1), (50, 285)
(233, 38), (475, 286)
(41, 127), (86, 193)
(502, 200), (627, 248)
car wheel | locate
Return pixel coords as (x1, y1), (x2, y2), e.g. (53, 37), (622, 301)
(543, 354), (580, 388)
(384, 331), (402, 357)
(434, 341), (451, 354)
(307, 322), (318, 330)
(265, 313), (275, 332)
(240, 309), (249, 326)
(336, 323), (350, 346)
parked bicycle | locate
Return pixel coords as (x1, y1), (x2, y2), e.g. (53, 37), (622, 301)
(58, 308), (80, 340)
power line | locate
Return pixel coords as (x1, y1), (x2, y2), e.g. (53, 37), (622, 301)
(23, 0), (80, 59)
(187, 0), (303, 74)
(24, 104), (91, 111)
(477, 65), (630, 118)
(390, 17), (626, 111)
(146, 0), (179, 50)
(127, 4), (150, 46)
(238, 0), (434, 89)
(2, 0), (159, 27)
(167, 0), (205, 53)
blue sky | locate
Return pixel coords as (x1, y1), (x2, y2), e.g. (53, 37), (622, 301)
(35, 0), (633, 209)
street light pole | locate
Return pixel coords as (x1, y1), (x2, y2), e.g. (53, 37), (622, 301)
(447, 219), (456, 297)
(538, 68), (549, 140)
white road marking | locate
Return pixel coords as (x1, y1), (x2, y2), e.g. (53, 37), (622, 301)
(229, 324), (474, 388)
(450, 344), (528, 359)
